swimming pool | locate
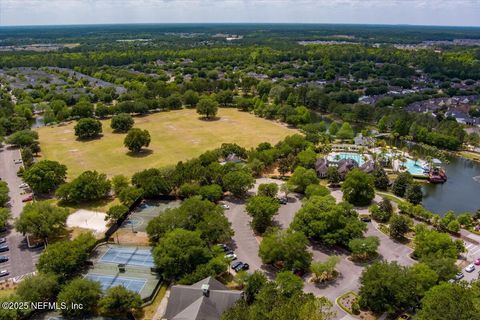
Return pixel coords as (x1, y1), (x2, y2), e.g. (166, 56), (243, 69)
(400, 158), (428, 176)
(327, 152), (367, 166)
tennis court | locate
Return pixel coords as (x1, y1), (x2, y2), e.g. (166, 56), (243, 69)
(86, 273), (146, 293)
(99, 247), (155, 267)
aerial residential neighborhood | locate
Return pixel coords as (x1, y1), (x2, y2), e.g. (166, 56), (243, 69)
(0, 1), (480, 320)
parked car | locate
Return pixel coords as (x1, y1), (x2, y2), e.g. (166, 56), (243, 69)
(454, 272), (465, 280)
(14, 159), (22, 164)
(0, 245), (8, 253)
(0, 238), (6, 244)
(231, 261), (243, 270)
(474, 258), (480, 266)
(240, 263), (249, 271)
(224, 253), (237, 261)
(233, 262), (245, 272)
(22, 195), (33, 202)
(0, 227), (6, 233)
(0, 270), (9, 277)
(221, 204), (230, 209)
(217, 244), (230, 251)
(277, 197), (288, 205)
(360, 216), (372, 222)
(19, 183), (29, 189)
(465, 264), (475, 273)
(0, 256), (8, 263)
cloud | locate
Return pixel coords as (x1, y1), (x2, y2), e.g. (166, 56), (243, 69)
(1, 0), (479, 26)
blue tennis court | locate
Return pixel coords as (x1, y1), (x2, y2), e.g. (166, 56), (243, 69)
(86, 273), (146, 293)
(100, 247), (155, 267)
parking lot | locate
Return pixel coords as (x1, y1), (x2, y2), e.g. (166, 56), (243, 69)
(0, 146), (42, 281)
(223, 180), (418, 319)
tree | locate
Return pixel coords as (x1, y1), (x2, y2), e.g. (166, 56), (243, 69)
(257, 183), (279, 198)
(413, 226), (462, 260)
(223, 170), (254, 198)
(288, 166), (319, 194)
(310, 256), (341, 283)
(183, 90), (200, 108)
(6, 129), (38, 148)
(56, 170), (111, 203)
(349, 237), (380, 260)
(297, 148), (317, 169)
(246, 196), (280, 234)
(106, 204), (128, 223)
(389, 214), (412, 240)
(405, 182), (423, 204)
(132, 168), (173, 197)
(15, 201), (69, 240)
(98, 286), (142, 318)
(111, 174), (130, 194)
(124, 128), (151, 152)
(16, 273), (59, 303)
(244, 271), (267, 304)
(326, 166), (341, 186)
(198, 184), (223, 202)
(292, 195), (366, 246)
(111, 113), (134, 133)
(341, 169), (375, 206)
(0, 208), (10, 228)
(372, 167), (389, 190)
(275, 271), (304, 297)
(359, 261), (416, 314)
(329, 122), (339, 136)
(57, 278), (102, 319)
(0, 181), (10, 207)
(409, 262), (438, 298)
(392, 172), (413, 197)
(118, 186), (143, 206)
(196, 97), (219, 119)
(74, 118), (102, 139)
(417, 282), (480, 320)
(259, 229), (312, 271)
(23, 160), (67, 193)
(152, 228), (212, 280)
(336, 122), (354, 140)
(37, 233), (96, 281)
(305, 184), (330, 198)
(369, 198), (393, 222)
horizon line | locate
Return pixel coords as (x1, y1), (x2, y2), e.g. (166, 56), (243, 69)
(1, 22), (480, 28)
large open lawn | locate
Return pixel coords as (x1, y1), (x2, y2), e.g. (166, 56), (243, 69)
(37, 108), (297, 178)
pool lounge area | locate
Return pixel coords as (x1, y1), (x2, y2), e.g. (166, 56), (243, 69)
(327, 152), (370, 166)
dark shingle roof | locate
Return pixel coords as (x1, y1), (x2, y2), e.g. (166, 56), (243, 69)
(164, 277), (243, 320)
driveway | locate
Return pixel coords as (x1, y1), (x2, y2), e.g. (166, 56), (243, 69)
(0, 146), (42, 281)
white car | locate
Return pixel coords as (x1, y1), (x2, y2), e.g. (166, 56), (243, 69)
(19, 183), (29, 189)
(13, 159), (22, 164)
(221, 204), (230, 210)
(0, 270), (9, 277)
(465, 263), (475, 273)
(224, 253), (237, 261)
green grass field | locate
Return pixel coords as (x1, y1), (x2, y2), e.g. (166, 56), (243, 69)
(37, 108), (297, 178)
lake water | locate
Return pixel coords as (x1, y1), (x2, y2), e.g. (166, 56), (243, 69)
(422, 156), (480, 215)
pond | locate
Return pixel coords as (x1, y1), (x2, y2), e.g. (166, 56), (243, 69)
(422, 155), (480, 215)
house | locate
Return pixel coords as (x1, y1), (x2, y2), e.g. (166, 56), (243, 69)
(164, 277), (243, 320)
(360, 161), (376, 174)
(337, 158), (358, 178)
(315, 158), (329, 178)
(354, 133), (375, 147)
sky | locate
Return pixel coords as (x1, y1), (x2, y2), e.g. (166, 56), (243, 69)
(1, 0), (480, 27)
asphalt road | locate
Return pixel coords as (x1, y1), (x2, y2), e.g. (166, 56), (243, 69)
(0, 146), (42, 281)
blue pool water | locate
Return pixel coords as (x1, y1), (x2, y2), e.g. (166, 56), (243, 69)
(400, 159), (427, 176)
(327, 152), (366, 166)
